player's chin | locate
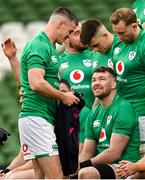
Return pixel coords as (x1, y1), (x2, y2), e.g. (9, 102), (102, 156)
(93, 91), (101, 97)
(56, 38), (64, 45)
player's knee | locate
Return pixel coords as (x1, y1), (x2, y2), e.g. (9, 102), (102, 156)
(78, 167), (100, 179)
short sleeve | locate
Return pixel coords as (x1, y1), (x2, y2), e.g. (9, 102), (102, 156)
(113, 100), (136, 136)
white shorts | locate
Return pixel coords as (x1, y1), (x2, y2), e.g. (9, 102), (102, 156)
(18, 116), (59, 160)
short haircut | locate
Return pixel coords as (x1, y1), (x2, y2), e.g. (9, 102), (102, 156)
(60, 78), (71, 89)
(93, 66), (117, 79)
(110, 7), (137, 26)
(52, 7), (78, 25)
(80, 19), (103, 45)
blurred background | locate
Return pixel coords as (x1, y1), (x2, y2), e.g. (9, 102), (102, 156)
(0, 0), (131, 166)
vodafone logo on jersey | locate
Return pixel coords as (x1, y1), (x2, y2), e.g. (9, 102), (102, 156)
(22, 144), (28, 152)
(70, 70), (84, 83)
(99, 128), (106, 142)
(116, 60), (124, 75)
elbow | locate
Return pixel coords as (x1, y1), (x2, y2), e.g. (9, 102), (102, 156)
(30, 81), (43, 91)
(113, 151), (122, 161)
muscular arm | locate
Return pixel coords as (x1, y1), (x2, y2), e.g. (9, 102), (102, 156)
(11, 160), (33, 172)
(2, 38), (20, 82)
(91, 133), (129, 165)
(6, 150), (26, 171)
(79, 139), (96, 162)
(28, 68), (79, 106)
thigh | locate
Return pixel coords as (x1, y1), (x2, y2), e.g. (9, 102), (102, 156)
(4, 169), (35, 179)
(34, 155), (63, 179)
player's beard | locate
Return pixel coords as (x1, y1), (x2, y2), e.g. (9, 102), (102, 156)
(94, 87), (111, 100)
(69, 41), (87, 52)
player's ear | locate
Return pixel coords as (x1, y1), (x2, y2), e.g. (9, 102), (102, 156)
(112, 79), (116, 90)
(57, 19), (64, 28)
(132, 23), (138, 29)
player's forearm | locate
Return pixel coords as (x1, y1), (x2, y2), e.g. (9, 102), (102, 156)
(8, 56), (20, 82)
(30, 78), (65, 101)
(13, 160), (33, 172)
(91, 148), (121, 165)
(7, 151), (25, 170)
(79, 151), (94, 162)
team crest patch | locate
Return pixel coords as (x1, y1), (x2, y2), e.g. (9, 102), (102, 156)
(114, 47), (121, 55)
(83, 59), (92, 67)
(107, 59), (113, 68)
(51, 56), (57, 63)
(93, 120), (100, 128)
(93, 61), (98, 68)
(107, 115), (112, 125)
(128, 51), (136, 61)
(116, 60), (124, 75)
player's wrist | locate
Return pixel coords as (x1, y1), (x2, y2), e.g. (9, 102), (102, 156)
(136, 162), (145, 172)
(59, 91), (66, 102)
(0, 168), (10, 174)
(80, 159), (93, 169)
(9, 55), (17, 62)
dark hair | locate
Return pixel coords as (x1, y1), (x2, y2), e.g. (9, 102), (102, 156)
(110, 7), (137, 26)
(53, 7), (78, 25)
(60, 78), (71, 89)
(80, 19), (102, 45)
(94, 66), (117, 79)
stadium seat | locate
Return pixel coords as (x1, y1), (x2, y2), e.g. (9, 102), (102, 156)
(26, 21), (47, 38)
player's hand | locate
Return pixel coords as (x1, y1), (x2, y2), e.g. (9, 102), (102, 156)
(117, 160), (137, 178)
(1, 38), (17, 60)
(62, 92), (80, 106)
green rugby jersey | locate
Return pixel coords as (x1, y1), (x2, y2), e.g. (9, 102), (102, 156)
(132, 0), (145, 24)
(85, 95), (140, 163)
(112, 26), (145, 114)
(92, 34), (119, 70)
(60, 50), (95, 109)
(92, 50), (113, 70)
(20, 32), (60, 124)
(79, 106), (91, 143)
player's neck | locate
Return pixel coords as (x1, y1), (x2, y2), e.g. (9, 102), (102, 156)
(134, 25), (141, 41)
(65, 46), (82, 54)
(100, 90), (116, 108)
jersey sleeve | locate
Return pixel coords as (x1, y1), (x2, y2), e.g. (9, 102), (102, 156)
(85, 106), (99, 141)
(140, 38), (145, 66)
(85, 113), (95, 140)
(113, 100), (137, 136)
(27, 43), (50, 70)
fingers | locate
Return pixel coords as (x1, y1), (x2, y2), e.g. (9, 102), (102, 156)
(12, 42), (16, 49)
(1, 38), (13, 49)
(4, 38), (11, 46)
(119, 160), (129, 165)
(74, 96), (80, 104)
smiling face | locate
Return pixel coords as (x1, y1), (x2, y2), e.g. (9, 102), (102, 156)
(92, 71), (116, 99)
(56, 20), (77, 44)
